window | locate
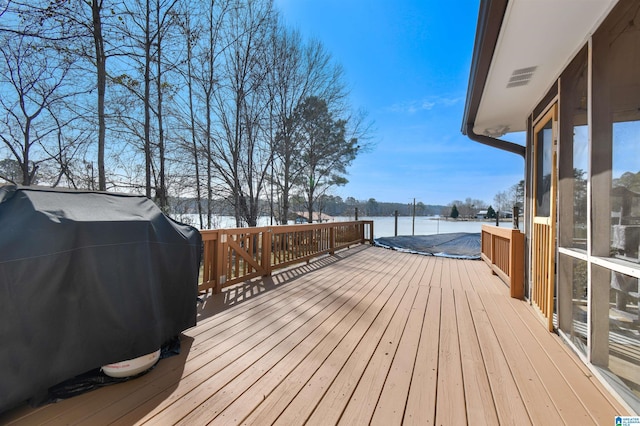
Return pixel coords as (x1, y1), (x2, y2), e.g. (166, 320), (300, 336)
(559, 254), (589, 355)
(591, 264), (640, 406)
(534, 120), (553, 218)
(589, 3), (640, 412)
(611, 122), (640, 262)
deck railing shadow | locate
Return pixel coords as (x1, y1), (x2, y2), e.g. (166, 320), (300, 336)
(195, 244), (371, 322)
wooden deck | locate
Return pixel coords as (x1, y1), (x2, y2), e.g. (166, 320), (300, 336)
(1, 245), (630, 425)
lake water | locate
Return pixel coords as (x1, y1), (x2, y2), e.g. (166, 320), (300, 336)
(358, 216), (519, 238)
(174, 214), (520, 238)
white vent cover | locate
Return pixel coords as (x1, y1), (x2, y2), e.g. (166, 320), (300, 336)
(506, 66), (537, 88)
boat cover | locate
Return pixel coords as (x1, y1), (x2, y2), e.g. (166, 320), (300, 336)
(375, 232), (481, 259)
(0, 185), (201, 412)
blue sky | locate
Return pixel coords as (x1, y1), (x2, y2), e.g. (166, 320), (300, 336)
(273, 0), (525, 206)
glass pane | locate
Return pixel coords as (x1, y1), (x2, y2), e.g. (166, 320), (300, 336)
(561, 254), (588, 355)
(611, 121), (640, 262)
(607, 16), (640, 264)
(535, 120), (553, 217)
(570, 51), (589, 249)
(592, 265), (640, 407)
(572, 126), (588, 249)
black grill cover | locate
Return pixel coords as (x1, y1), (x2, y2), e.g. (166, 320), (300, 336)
(0, 185), (201, 412)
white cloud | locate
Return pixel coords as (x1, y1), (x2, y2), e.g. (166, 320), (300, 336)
(386, 95), (462, 114)
(421, 101), (436, 110)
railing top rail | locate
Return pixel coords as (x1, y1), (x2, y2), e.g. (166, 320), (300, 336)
(481, 224), (521, 239)
(199, 220), (373, 235)
(200, 229), (219, 241)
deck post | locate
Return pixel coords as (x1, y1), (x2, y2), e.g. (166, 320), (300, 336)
(329, 226), (335, 255)
(490, 232), (498, 275)
(262, 228), (273, 276)
(216, 231), (227, 294)
(510, 230), (525, 299)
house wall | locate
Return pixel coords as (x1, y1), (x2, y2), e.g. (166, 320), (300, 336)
(526, 0), (640, 413)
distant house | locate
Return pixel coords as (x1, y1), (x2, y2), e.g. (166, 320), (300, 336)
(463, 0), (640, 413)
(293, 211), (334, 223)
(475, 210), (488, 220)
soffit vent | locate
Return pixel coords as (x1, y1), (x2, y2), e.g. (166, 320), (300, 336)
(506, 66), (537, 88)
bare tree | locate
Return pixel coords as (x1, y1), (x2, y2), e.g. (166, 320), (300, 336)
(0, 17), (80, 185)
(0, 159), (22, 184)
(268, 25), (354, 224)
(211, 0), (273, 227)
(0, 0), (374, 228)
(269, 26), (308, 224)
(152, 0), (181, 211)
(175, 7), (204, 228)
(15, 0), (129, 191)
(493, 190), (509, 213)
(39, 111), (93, 188)
(113, 0), (181, 207)
(196, 0), (232, 228)
(89, 0), (108, 190)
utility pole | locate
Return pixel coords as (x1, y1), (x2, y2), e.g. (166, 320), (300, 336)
(394, 210), (399, 236)
(412, 198), (416, 236)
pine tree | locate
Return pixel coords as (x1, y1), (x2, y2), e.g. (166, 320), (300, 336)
(450, 204), (459, 219)
(487, 205), (496, 219)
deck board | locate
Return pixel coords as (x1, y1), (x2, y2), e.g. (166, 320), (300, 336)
(1, 245), (632, 425)
(455, 290), (499, 425)
(213, 257), (393, 425)
(369, 284), (429, 425)
(477, 289), (564, 424)
(466, 287), (531, 424)
(238, 254), (404, 425)
(302, 256), (421, 426)
(339, 255), (431, 425)
(130, 249), (392, 425)
(193, 252), (398, 425)
(435, 289), (467, 425)
(488, 293), (596, 424)
(505, 292), (631, 419)
(403, 286), (440, 425)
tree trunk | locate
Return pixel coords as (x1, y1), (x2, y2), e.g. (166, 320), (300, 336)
(143, 0), (152, 199)
(92, 0), (107, 191)
(155, 1), (166, 211)
(21, 117), (31, 185)
(185, 15), (203, 229)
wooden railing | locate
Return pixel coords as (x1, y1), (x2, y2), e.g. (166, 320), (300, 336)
(481, 224), (525, 299)
(531, 220), (555, 331)
(199, 220), (374, 293)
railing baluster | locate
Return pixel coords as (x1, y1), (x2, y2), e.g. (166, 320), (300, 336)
(198, 221), (373, 293)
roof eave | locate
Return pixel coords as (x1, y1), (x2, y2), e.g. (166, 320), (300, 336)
(461, 0), (525, 158)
